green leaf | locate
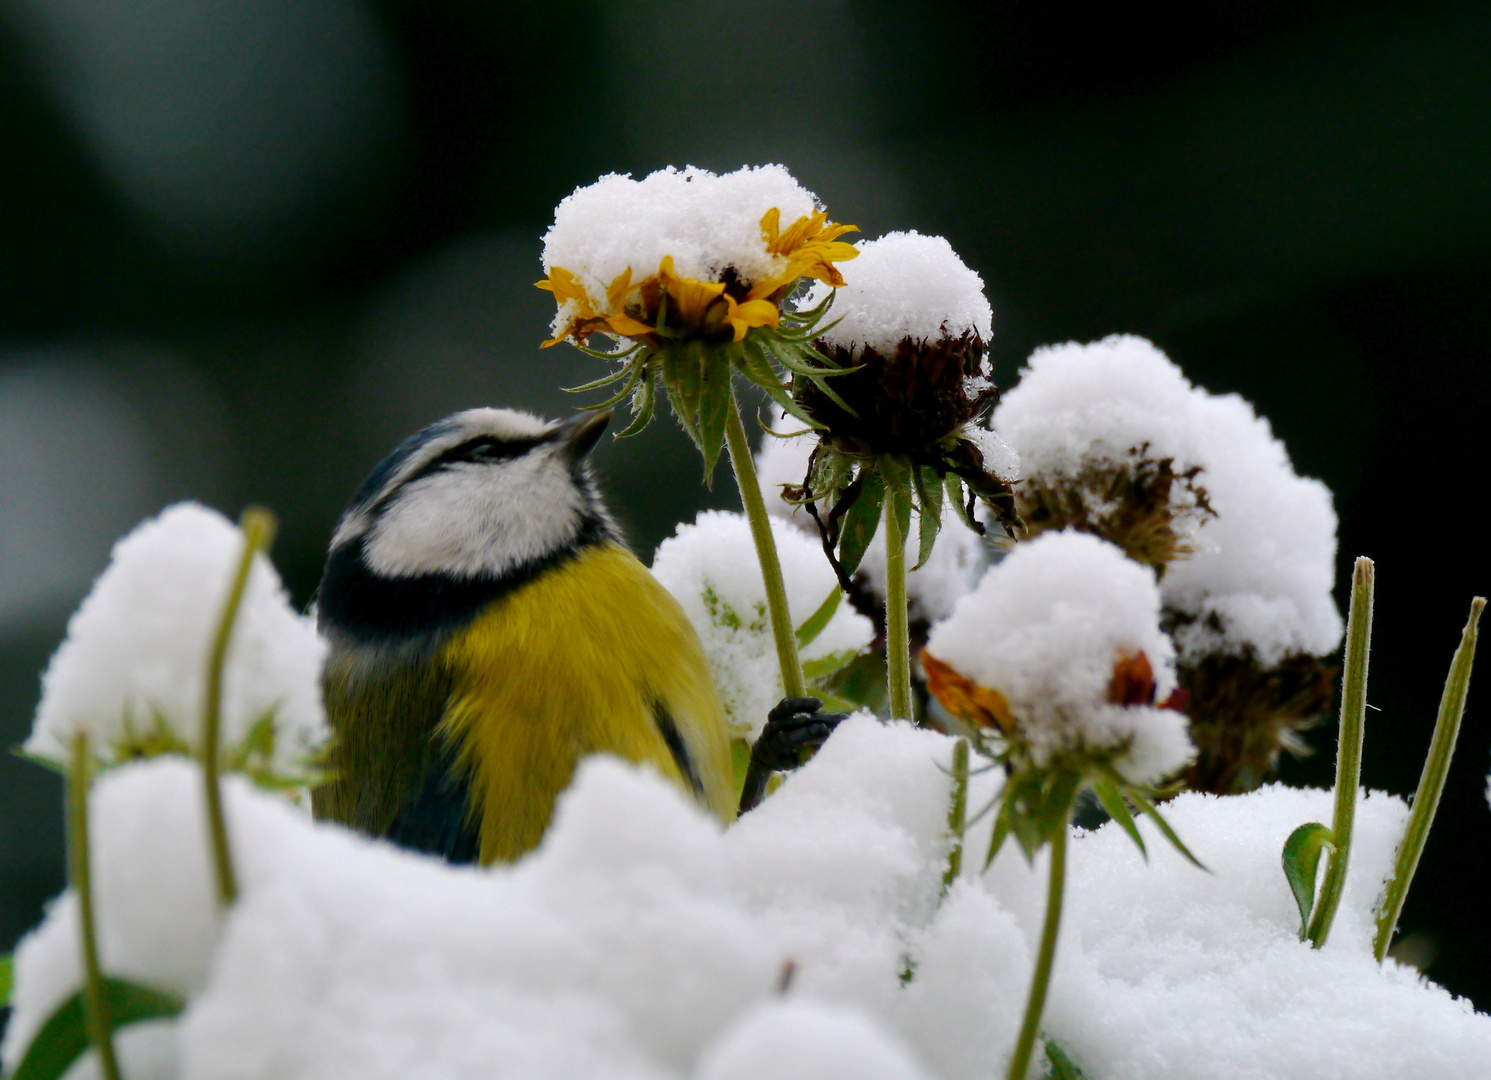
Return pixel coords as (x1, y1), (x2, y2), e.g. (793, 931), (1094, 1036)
(1282, 822), (1334, 940)
(1091, 774), (1146, 860)
(664, 344), (704, 450)
(911, 465), (943, 571)
(945, 473), (975, 530)
(1128, 791), (1208, 871)
(9, 978), (185, 1080)
(615, 371), (656, 437)
(802, 649), (861, 684)
(984, 796), (1014, 870)
(697, 353), (731, 481)
(1045, 1039), (1091, 1079)
(2, 952), (12, 1005)
(837, 470), (884, 576)
(795, 588), (842, 650)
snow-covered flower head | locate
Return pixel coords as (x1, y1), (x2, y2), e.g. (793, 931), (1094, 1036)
(539, 165), (857, 350)
(923, 531), (1193, 785)
(537, 164), (859, 476)
(27, 503), (328, 778)
(652, 510), (873, 742)
(797, 231), (996, 459)
(992, 336), (1341, 793)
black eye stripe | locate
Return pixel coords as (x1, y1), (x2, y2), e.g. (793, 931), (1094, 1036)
(398, 435), (545, 487)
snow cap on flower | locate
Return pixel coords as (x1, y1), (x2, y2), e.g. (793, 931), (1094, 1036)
(651, 510), (873, 741)
(924, 530), (1193, 783)
(27, 502), (327, 774)
(803, 231), (992, 356)
(539, 164), (855, 346)
(993, 335), (1341, 665)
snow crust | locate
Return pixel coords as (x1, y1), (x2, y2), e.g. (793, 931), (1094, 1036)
(541, 165), (820, 336)
(650, 511), (874, 741)
(5, 727), (1488, 1080)
(755, 416), (988, 624)
(992, 336), (1342, 664)
(801, 232), (992, 355)
(26, 502), (327, 772)
(924, 531), (1192, 783)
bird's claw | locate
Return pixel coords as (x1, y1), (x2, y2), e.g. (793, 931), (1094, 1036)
(739, 697), (848, 814)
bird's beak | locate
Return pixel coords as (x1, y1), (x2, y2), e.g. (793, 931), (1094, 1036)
(554, 409), (612, 461)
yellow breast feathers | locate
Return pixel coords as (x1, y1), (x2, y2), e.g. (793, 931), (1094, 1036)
(439, 541), (735, 863)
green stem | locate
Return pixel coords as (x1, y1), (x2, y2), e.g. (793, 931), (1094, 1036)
(68, 733), (122, 1080)
(1307, 556), (1374, 949)
(1006, 820), (1068, 1080)
(201, 507), (277, 908)
(723, 388), (807, 700)
(1372, 595), (1485, 962)
(883, 483), (913, 722)
(940, 738), (970, 900)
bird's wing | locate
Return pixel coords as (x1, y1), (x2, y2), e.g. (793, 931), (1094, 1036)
(314, 640), (478, 860)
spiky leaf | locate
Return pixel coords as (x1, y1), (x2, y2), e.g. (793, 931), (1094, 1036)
(1091, 774), (1146, 859)
(912, 465), (943, 570)
(795, 588), (843, 650)
(697, 352), (731, 480)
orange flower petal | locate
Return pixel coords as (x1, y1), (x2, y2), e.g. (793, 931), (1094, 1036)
(921, 651), (1015, 733)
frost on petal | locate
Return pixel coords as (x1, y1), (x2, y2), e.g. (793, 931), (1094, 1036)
(924, 531), (1192, 780)
(651, 510), (873, 742)
(802, 231), (992, 357)
(26, 502), (328, 774)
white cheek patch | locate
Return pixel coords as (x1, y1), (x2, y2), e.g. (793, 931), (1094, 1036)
(362, 453), (587, 579)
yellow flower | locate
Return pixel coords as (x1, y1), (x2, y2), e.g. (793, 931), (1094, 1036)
(539, 206), (854, 346)
(750, 208), (860, 300)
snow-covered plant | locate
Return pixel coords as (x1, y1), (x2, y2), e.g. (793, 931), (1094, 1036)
(782, 231), (1021, 720)
(993, 335), (1342, 793)
(27, 502), (328, 783)
(922, 529), (1199, 1080)
(651, 510), (873, 749)
(538, 163), (861, 710)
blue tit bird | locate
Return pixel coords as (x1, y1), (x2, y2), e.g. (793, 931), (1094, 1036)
(310, 407), (739, 864)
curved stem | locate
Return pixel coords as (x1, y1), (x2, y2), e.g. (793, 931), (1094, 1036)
(1308, 556), (1374, 949)
(1006, 821), (1068, 1080)
(723, 388), (807, 700)
(1373, 595), (1484, 961)
(939, 738), (970, 900)
(202, 507), (277, 908)
(68, 733), (122, 1080)
(882, 484), (913, 722)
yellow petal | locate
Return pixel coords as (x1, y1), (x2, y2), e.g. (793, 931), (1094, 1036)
(725, 297), (780, 341)
(604, 312), (655, 338)
(605, 267), (635, 310)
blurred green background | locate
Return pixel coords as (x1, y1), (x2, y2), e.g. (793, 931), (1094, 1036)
(3, 0), (1489, 1008)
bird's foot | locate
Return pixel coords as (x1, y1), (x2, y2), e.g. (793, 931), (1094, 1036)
(738, 697), (847, 815)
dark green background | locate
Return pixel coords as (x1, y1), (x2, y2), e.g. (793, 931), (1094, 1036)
(3, 0), (1489, 1010)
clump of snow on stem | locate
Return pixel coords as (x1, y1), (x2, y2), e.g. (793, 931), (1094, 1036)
(993, 335), (1342, 665)
(25, 503), (327, 773)
(961, 423), (1020, 484)
(541, 165), (819, 335)
(755, 415), (989, 624)
(801, 231), (992, 356)
(651, 510), (873, 742)
(925, 531), (1192, 782)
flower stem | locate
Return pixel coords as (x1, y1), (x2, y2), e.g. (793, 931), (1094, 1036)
(68, 732), (122, 1080)
(883, 484), (913, 721)
(1006, 820), (1068, 1080)
(1372, 595), (1485, 962)
(940, 738), (970, 900)
(1308, 556), (1374, 949)
(723, 387), (807, 700)
(202, 507), (277, 908)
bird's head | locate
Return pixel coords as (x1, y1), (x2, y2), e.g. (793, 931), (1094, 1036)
(328, 407), (619, 583)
